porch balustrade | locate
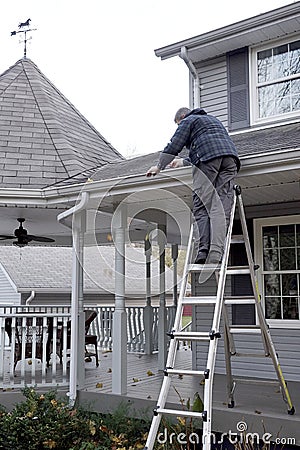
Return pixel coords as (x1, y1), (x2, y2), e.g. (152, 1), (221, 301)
(0, 303), (178, 389)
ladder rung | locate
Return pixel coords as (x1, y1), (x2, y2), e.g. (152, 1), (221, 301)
(182, 296), (217, 305)
(188, 263), (221, 272)
(164, 368), (207, 377)
(224, 296), (256, 305)
(171, 331), (210, 341)
(231, 235), (244, 244)
(226, 266), (250, 275)
(232, 352), (269, 358)
(154, 407), (204, 420)
(229, 326), (261, 334)
(233, 377), (280, 386)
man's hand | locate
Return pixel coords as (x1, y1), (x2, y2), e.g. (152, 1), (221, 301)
(169, 158), (184, 168)
(146, 166), (160, 177)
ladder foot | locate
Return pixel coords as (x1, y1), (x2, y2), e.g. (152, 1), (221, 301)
(288, 406), (295, 415)
(228, 400), (235, 408)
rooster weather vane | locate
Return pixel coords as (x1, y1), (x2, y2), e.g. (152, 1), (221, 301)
(11, 18), (37, 58)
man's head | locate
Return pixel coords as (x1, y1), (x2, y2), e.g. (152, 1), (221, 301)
(174, 107), (191, 124)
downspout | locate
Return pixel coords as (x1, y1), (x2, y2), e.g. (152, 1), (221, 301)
(25, 290), (35, 305)
(57, 191), (89, 406)
(180, 46), (200, 108)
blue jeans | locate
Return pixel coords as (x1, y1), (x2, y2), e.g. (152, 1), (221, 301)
(192, 156), (238, 259)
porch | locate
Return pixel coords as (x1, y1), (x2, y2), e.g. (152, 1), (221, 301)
(0, 348), (299, 446)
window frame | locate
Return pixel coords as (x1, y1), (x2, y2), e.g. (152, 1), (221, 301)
(249, 35), (300, 125)
(254, 214), (300, 329)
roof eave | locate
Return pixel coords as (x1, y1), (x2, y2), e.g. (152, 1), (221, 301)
(154, 2), (300, 61)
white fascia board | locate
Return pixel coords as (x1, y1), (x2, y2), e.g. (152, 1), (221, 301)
(239, 148), (300, 176)
(155, 3), (300, 60)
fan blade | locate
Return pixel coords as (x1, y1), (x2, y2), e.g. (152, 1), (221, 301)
(27, 235), (55, 243)
(0, 235), (15, 240)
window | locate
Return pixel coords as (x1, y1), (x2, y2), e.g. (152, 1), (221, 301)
(255, 216), (300, 327)
(251, 38), (300, 122)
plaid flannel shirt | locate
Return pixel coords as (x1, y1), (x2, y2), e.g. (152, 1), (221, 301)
(157, 110), (240, 171)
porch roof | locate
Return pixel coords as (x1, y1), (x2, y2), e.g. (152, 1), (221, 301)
(0, 245), (176, 296)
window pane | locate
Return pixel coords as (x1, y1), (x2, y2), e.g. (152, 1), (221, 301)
(273, 44), (289, 78)
(265, 297), (281, 319)
(263, 226), (278, 248)
(283, 297), (299, 320)
(279, 224), (295, 247)
(282, 273), (297, 295)
(257, 49), (272, 82)
(263, 249), (279, 271)
(264, 274), (280, 296)
(297, 224), (300, 246)
(290, 40), (300, 75)
(280, 248), (296, 270)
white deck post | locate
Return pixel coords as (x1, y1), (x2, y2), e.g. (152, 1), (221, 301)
(112, 204), (127, 394)
(158, 222), (167, 370)
(144, 235), (153, 355)
(77, 212), (86, 389)
(172, 243), (178, 307)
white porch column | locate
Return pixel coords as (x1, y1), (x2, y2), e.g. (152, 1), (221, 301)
(69, 212), (86, 403)
(143, 235), (153, 355)
(112, 204), (127, 395)
(158, 222), (167, 370)
(172, 243), (178, 307)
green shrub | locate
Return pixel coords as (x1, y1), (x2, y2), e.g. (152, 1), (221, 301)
(0, 388), (149, 450)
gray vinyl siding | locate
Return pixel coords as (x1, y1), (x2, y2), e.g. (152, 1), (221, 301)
(0, 264), (20, 305)
(195, 56), (228, 127)
(194, 298), (300, 381)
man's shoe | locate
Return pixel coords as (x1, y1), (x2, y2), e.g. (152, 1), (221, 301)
(206, 251), (222, 264)
(194, 251), (208, 264)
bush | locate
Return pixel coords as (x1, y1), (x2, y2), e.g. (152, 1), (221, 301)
(0, 388), (149, 450)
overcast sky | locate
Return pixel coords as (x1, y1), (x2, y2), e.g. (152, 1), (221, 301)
(0, 0), (295, 159)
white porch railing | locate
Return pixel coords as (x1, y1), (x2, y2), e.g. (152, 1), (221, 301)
(0, 305), (71, 389)
(0, 304), (179, 388)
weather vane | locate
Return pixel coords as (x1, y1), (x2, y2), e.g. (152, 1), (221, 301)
(11, 19), (37, 58)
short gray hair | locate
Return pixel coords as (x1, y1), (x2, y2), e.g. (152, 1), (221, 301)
(174, 107), (191, 123)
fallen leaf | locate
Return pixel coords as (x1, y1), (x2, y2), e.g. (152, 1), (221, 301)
(96, 382), (103, 389)
(147, 370), (154, 376)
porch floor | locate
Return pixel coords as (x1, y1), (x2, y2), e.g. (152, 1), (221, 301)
(80, 349), (300, 445)
(1, 348), (299, 445)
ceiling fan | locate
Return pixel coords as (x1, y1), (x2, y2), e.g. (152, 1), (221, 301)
(0, 218), (55, 248)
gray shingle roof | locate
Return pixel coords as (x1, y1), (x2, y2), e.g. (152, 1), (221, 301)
(71, 122), (300, 184)
(0, 58), (124, 189)
(0, 245), (176, 296)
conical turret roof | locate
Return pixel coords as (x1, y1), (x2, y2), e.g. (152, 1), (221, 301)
(0, 58), (124, 189)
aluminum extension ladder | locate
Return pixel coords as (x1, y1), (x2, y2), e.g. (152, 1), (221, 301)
(143, 185), (295, 450)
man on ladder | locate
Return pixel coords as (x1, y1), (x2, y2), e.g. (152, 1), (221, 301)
(145, 108), (294, 450)
(146, 106), (240, 266)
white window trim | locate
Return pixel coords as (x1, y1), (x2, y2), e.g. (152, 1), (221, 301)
(254, 214), (300, 329)
(249, 34), (300, 127)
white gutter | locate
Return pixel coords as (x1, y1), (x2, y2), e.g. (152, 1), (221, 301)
(25, 290), (35, 305)
(180, 46), (200, 108)
(57, 191), (90, 228)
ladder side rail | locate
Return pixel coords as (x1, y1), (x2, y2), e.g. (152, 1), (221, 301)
(236, 192), (271, 355)
(143, 225), (195, 450)
(211, 193), (237, 332)
(202, 192), (237, 449)
(236, 190), (295, 414)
